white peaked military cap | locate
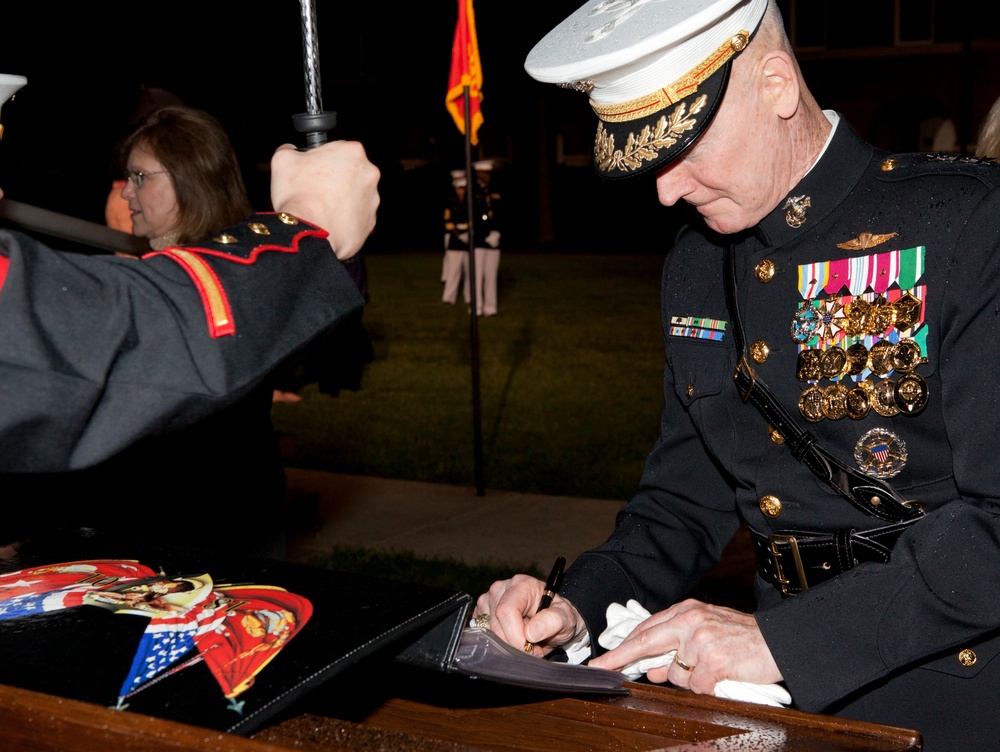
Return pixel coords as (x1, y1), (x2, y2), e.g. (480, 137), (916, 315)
(450, 169), (468, 188)
(0, 74), (28, 140)
(472, 159), (495, 171)
(525, 0), (767, 180)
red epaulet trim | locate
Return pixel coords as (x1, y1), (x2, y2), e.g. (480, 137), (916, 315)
(142, 216), (328, 339)
(155, 249), (235, 338)
(0, 255), (8, 295)
(144, 226), (328, 266)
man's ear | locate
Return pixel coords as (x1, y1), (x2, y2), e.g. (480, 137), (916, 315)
(760, 51), (799, 120)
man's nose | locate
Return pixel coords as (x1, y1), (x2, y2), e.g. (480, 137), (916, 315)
(655, 163), (691, 207)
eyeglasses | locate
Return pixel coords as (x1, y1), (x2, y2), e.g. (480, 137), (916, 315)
(124, 169), (168, 189)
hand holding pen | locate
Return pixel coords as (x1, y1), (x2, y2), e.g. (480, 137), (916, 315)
(524, 556), (566, 653)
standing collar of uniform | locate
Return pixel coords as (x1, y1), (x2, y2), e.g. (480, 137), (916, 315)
(753, 115), (876, 249)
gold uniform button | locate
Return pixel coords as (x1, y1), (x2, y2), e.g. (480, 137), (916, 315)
(958, 649), (977, 667)
(277, 212), (299, 225)
(686, 384), (695, 398)
(881, 158), (898, 172)
(213, 233), (237, 245)
(759, 495), (782, 518)
(730, 31), (749, 52)
(750, 340), (770, 364)
(767, 425), (785, 445)
(248, 222), (271, 236)
(754, 259), (776, 283)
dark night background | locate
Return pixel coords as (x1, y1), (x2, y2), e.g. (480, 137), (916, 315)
(2, 1), (1000, 254)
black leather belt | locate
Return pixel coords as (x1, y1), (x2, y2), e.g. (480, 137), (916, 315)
(750, 519), (919, 596)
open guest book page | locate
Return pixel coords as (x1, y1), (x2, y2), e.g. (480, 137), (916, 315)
(449, 627), (629, 693)
(396, 619), (628, 695)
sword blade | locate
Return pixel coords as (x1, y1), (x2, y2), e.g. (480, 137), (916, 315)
(299, 0), (323, 116)
(292, 0), (337, 148)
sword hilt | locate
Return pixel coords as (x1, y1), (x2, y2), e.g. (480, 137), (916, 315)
(293, 111), (337, 149)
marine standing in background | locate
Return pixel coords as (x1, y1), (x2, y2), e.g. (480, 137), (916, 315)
(441, 170), (471, 307)
(441, 161), (501, 316)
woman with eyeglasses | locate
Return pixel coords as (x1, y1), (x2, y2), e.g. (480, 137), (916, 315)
(59, 107), (288, 558)
(119, 107), (253, 250)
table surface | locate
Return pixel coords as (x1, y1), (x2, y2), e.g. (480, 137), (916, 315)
(253, 664), (922, 752)
(1, 664), (922, 752)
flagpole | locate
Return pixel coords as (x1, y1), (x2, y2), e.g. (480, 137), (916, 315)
(463, 86), (486, 497)
(446, 0), (486, 496)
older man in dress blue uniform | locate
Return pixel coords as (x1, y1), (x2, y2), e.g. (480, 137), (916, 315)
(475, 2), (1000, 749)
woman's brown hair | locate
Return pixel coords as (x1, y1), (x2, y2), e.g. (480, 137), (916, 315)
(121, 106), (253, 244)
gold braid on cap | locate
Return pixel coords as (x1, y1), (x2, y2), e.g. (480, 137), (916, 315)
(591, 31), (748, 124)
(592, 31), (748, 175)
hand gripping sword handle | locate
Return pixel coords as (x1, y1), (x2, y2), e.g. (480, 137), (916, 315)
(292, 0), (336, 149)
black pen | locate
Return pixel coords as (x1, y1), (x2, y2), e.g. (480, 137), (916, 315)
(524, 556), (566, 652)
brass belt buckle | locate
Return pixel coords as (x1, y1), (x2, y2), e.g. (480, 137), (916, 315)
(734, 356), (756, 403)
(769, 534), (809, 595)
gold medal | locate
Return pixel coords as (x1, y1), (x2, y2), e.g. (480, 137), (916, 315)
(868, 340), (895, 377)
(854, 427), (908, 479)
(894, 373), (929, 415)
(892, 292), (922, 331)
(845, 342), (869, 376)
(798, 384), (826, 422)
(867, 295), (896, 335)
(821, 383), (849, 420)
(890, 339), (923, 373)
(840, 299), (872, 337)
(846, 384), (872, 420)
(820, 347), (848, 379)
(796, 349), (823, 382)
(871, 378), (901, 417)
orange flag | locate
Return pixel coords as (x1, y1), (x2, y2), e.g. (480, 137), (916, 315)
(445, 0), (484, 145)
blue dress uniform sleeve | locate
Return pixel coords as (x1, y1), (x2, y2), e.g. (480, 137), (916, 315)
(0, 212), (364, 472)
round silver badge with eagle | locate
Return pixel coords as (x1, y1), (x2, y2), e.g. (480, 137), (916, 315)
(854, 427), (907, 479)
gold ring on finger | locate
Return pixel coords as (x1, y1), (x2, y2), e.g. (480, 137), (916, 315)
(674, 656), (696, 672)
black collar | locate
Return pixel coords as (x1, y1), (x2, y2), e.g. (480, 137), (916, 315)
(754, 118), (877, 249)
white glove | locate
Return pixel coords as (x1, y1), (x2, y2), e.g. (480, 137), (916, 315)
(458, 232), (469, 244)
(485, 229), (501, 248)
(598, 600), (792, 708)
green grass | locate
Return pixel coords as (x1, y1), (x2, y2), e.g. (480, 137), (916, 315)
(271, 252), (666, 501)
